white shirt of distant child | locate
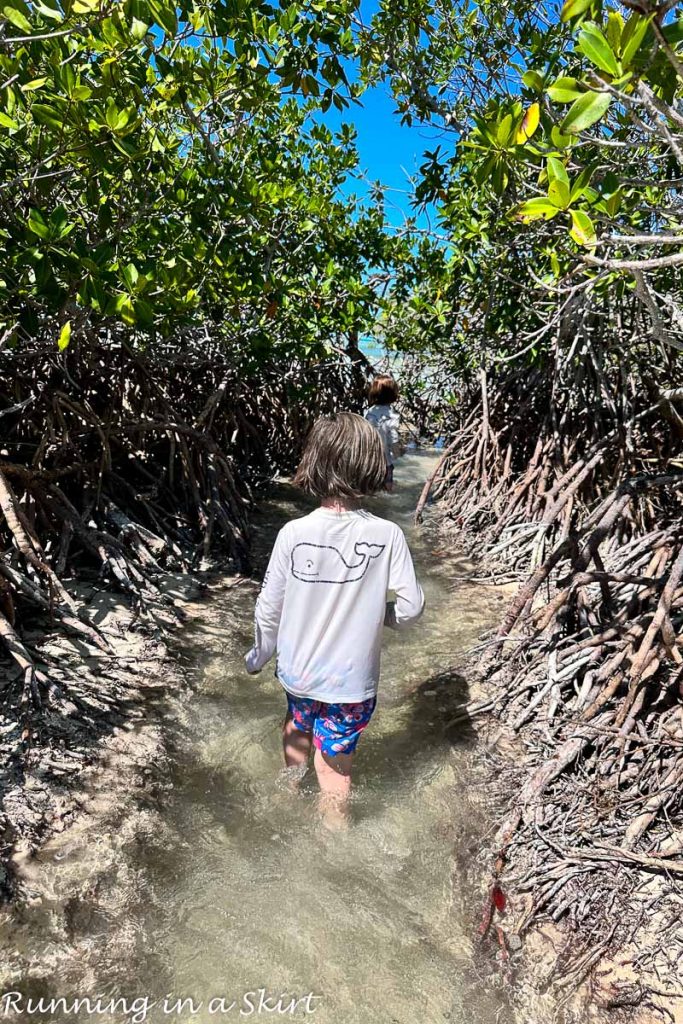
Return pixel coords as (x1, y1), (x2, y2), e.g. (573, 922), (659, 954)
(364, 403), (400, 467)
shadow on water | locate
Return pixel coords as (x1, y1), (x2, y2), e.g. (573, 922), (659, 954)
(354, 668), (474, 797)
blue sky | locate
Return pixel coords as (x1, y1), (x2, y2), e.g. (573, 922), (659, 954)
(322, 85), (442, 231)
(174, 0), (446, 232)
(316, 0), (445, 232)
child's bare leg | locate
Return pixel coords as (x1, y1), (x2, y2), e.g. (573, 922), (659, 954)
(282, 713), (312, 768)
(314, 747), (353, 829)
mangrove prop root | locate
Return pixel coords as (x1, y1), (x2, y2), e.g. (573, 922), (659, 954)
(426, 347), (683, 1001)
(479, 481), (682, 996)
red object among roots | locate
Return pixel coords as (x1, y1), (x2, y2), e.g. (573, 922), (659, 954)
(492, 884), (507, 912)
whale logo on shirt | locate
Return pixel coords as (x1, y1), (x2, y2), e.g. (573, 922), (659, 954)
(291, 541), (385, 584)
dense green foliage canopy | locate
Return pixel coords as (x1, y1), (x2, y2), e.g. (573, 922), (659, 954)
(4, 0), (683, 375)
(1, 0), (422, 365)
(362, 0), (683, 367)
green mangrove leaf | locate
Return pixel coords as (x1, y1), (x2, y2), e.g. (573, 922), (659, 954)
(547, 157), (570, 186)
(621, 12), (652, 65)
(547, 77), (584, 103)
(561, 0), (593, 22)
(58, 321), (71, 350)
(522, 70), (544, 92)
(561, 91), (611, 134)
(577, 22), (621, 77)
(517, 197), (561, 221)
(548, 179), (571, 209)
(27, 208), (50, 239)
(570, 209), (597, 246)
(3, 4), (32, 32)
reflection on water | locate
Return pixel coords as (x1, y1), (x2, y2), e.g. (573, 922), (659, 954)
(11, 453), (512, 1024)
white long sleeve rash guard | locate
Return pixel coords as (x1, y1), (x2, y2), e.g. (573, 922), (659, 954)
(364, 404), (400, 465)
(245, 507), (424, 703)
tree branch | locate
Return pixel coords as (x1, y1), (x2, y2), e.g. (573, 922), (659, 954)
(632, 268), (683, 353)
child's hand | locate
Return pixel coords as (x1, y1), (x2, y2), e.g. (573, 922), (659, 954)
(244, 650), (261, 675)
(384, 601), (397, 628)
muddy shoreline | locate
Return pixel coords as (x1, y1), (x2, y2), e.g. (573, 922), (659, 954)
(0, 577), (193, 986)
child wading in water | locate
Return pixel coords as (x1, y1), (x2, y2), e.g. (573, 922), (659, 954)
(245, 412), (424, 825)
(364, 375), (401, 492)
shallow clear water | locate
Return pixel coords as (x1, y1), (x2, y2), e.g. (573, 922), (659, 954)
(10, 453), (512, 1023)
(118, 452), (510, 1024)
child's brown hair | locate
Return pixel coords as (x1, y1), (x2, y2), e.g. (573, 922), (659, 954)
(368, 374), (399, 406)
(293, 412), (386, 500)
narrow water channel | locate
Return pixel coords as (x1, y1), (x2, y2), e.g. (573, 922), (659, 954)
(126, 451), (511, 1024)
(12, 452), (512, 1024)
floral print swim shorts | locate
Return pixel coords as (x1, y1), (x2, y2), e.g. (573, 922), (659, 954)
(285, 692), (377, 756)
